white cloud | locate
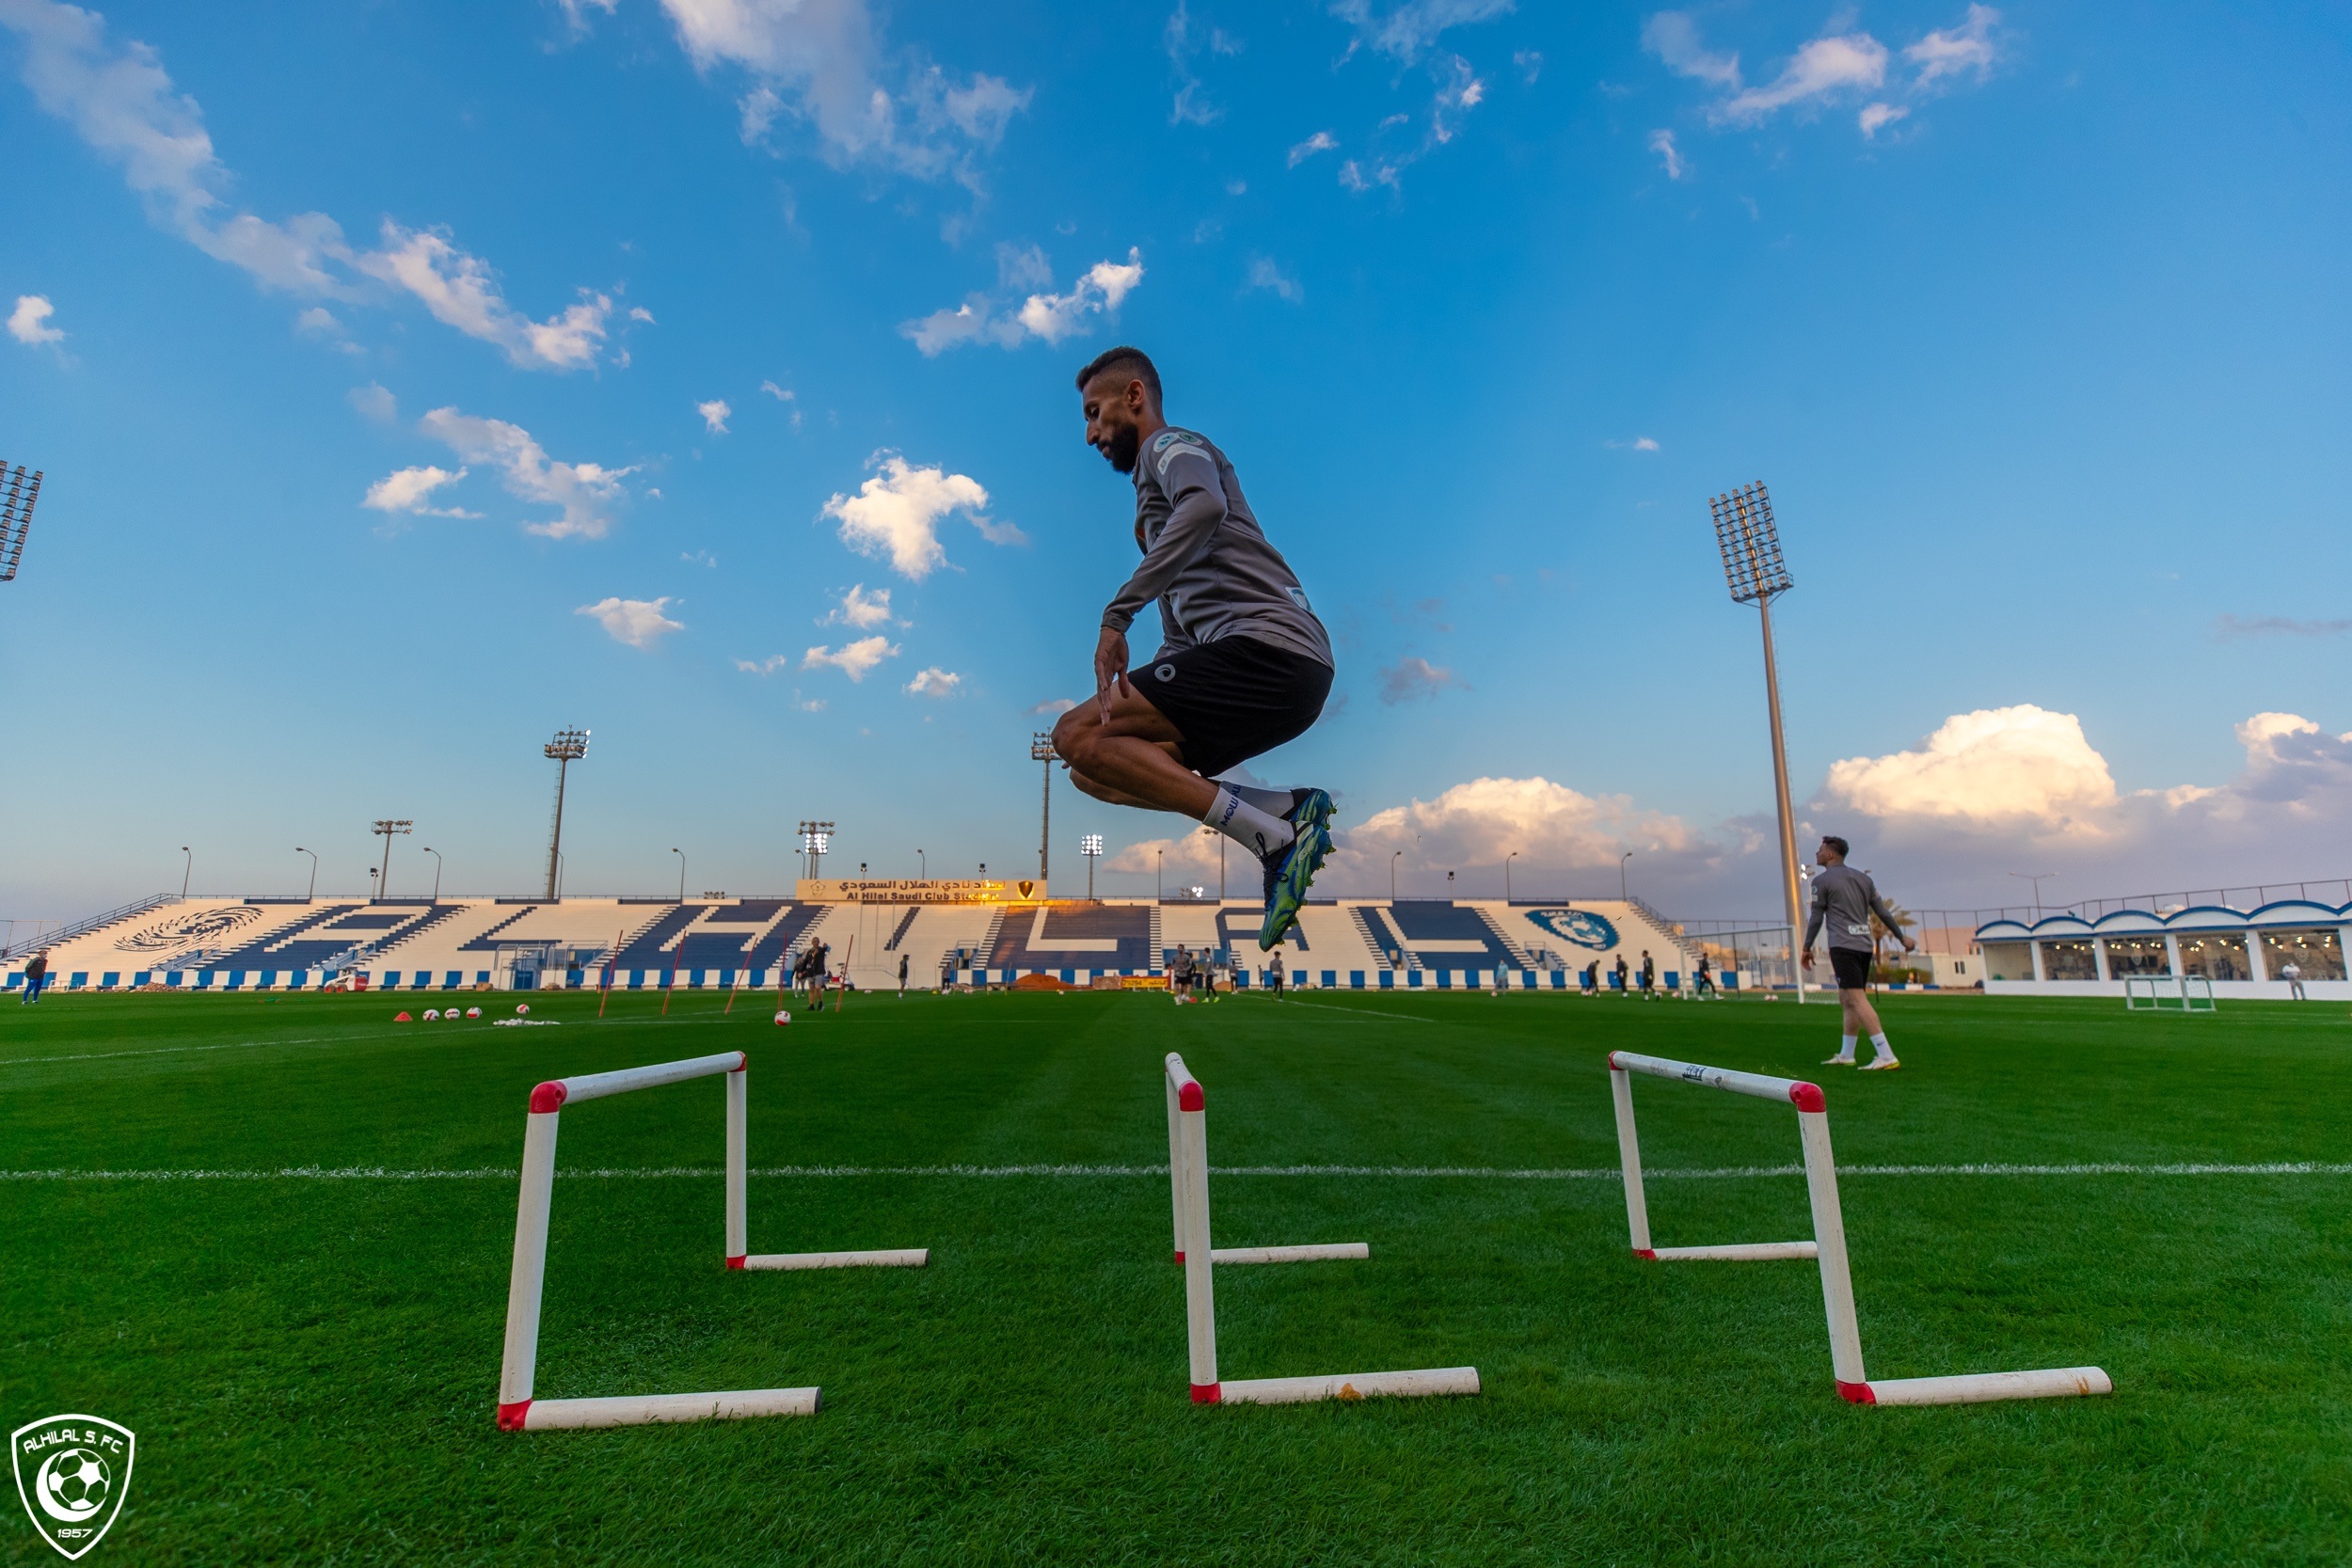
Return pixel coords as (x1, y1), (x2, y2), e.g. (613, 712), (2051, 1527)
(698, 398), (732, 435)
(1647, 128), (1686, 180)
(820, 453), (1004, 578)
(1028, 695), (1079, 715)
(1378, 656), (1463, 704)
(1718, 30), (1887, 122)
(1245, 257), (1303, 302)
(419, 407), (634, 540)
(735, 654), (790, 674)
(995, 242), (1052, 289)
(1332, 0), (1515, 65)
(1907, 5), (2000, 89)
(1337, 776), (1707, 881)
(1859, 103), (1909, 138)
(904, 666), (961, 697)
(355, 224), (611, 372)
(628, 305), (655, 324)
(360, 465), (476, 518)
(1288, 130), (1338, 166)
(803, 635), (898, 680)
(760, 378), (795, 400)
(577, 596), (683, 648)
(1165, 1), (1223, 126)
(1824, 705), (2120, 830)
(7, 293), (63, 344)
(1106, 831), (1224, 877)
(825, 583), (897, 628)
(2215, 614), (2352, 640)
(0, 3), (616, 368)
(654, 0), (1030, 179)
(1014, 248), (1146, 344)
(347, 383), (397, 423)
(1642, 11), (1740, 88)
(900, 297), (1026, 355)
(1606, 435), (1661, 451)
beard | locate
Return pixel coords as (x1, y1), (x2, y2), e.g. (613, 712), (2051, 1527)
(1103, 422), (1141, 474)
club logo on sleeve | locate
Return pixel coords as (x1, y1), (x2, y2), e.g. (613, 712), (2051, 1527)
(13, 1415), (135, 1560)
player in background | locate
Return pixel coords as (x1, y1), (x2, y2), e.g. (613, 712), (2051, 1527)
(1801, 836), (1916, 1069)
(1050, 347), (1337, 949)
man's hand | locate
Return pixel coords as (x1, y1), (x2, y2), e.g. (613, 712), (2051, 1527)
(1900, 937), (1917, 954)
(1799, 949), (1812, 968)
(1094, 626), (1130, 717)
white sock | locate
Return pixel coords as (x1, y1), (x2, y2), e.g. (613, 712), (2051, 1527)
(1836, 1036), (1857, 1061)
(1870, 1033), (1895, 1061)
(1221, 783), (1300, 817)
(1204, 785), (1297, 859)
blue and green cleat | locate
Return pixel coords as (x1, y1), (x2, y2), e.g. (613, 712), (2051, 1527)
(1259, 788), (1334, 949)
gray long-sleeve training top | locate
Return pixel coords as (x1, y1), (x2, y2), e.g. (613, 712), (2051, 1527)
(1101, 425), (1332, 666)
(1804, 863), (1908, 954)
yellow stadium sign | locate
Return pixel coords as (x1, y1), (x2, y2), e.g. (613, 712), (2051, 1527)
(795, 879), (1049, 905)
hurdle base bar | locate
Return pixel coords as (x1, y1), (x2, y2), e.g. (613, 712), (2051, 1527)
(1641, 1241), (1818, 1262)
(732, 1248), (930, 1271)
(499, 1386), (821, 1431)
(1840, 1367), (2113, 1407)
(1174, 1242), (1371, 1266)
(1202, 1368), (1482, 1406)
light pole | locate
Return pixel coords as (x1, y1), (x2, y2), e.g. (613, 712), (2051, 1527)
(181, 846), (192, 897)
(422, 847), (443, 902)
(1030, 732), (1057, 882)
(2009, 871), (2057, 917)
(798, 821), (834, 883)
(294, 847), (318, 901)
(1390, 848), (1402, 899)
(1156, 847), (1165, 901)
(1505, 850), (1518, 902)
(917, 848), (927, 879)
(1200, 824), (1226, 900)
(556, 852), (565, 899)
(1081, 833), (1104, 898)
(1620, 851), (1632, 902)
(1712, 481), (1806, 1002)
(673, 847), (686, 903)
(542, 727), (590, 901)
(372, 819), (413, 899)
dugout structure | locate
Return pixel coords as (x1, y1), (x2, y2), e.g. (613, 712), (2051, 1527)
(1609, 1050), (2112, 1407)
(496, 1050), (927, 1432)
(1163, 1052), (1479, 1405)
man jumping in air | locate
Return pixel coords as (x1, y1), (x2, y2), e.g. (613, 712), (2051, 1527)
(1051, 347), (1336, 948)
(1801, 836), (1916, 1069)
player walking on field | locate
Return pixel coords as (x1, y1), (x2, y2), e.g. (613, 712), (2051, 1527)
(1801, 835), (1916, 1069)
(1051, 346), (1337, 948)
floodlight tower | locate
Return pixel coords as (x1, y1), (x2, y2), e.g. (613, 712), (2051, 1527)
(1030, 732), (1058, 882)
(0, 463), (42, 582)
(1080, 833), (1104, 898)
(1711, 481), (1807, 1001)
(799, 820), (834, 882)
(372, 818), (413, 900)
(542, 727), (590, 900)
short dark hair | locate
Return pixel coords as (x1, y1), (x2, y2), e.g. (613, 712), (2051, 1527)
(1074, 345), (1161, 404)
(1821, 835), (1850, 858)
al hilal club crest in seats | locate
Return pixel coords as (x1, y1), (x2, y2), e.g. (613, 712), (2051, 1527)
(13, 1415), (135, 1560)
(1523, 909), (1618, 951)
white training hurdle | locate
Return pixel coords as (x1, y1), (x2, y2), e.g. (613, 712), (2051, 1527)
(1608, 1050), (2113, 1407)
(497, 1050), (927, 1432)
(2125, 975), (2217, 1013)
(1164, 1052), (1479, 1405)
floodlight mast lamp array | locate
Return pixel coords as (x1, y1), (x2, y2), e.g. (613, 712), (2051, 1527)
(1710, 482), (1807, 1003)
(542, 728), (590, 901)
(1031, 733), (1058, 881)
(372, 818), (413, 900)
(1080, 832), (1104, 899)
(0, 463), (42, 583)
(798, 821), (834, 882)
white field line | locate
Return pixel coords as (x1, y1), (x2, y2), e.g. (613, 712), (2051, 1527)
(5, 1162), (2350, 1182)
(1267, 999), (1438, 1024)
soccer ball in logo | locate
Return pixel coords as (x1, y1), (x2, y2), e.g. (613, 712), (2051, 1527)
(39, 1449), (109, 1521)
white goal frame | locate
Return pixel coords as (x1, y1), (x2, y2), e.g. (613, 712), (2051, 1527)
(1164, 1052), (1479, 1406)
(1609, 1050), (2112, 1407)
(497, 1050), (926, 1432)
(2125, 975), (2217, 1013)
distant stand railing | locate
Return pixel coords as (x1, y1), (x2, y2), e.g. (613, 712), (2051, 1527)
(4, 893), (179, 959)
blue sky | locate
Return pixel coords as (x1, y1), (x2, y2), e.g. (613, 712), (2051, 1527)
(4, 0), (2348, 921)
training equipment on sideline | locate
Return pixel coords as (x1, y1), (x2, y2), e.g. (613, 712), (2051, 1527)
(2125, 975), (2217, 1013)
(496, 1049), (927, 1432)
(1608, 1050), (2111, 1406)
(1163, 1052), (1478, 1405)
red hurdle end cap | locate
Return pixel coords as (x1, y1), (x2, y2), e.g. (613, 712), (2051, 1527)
(1836, 1381), (1876, 1404)
(725, 1255), (746, 1270)
(1178, 1081), (1205, 1112)
(496, 1400), (533, 1430)
(731, 1052), (747, 1072)
(529, 1080), (568, 1114)
(1633, 1248), (1657, 1260)
(1789, 1082), (1826, 1113)
(1607, 1051), (1625, 1069)
(1190, 1382), (1222, 1404)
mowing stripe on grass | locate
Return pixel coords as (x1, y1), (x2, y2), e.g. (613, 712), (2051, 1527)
(7, 1161), (2351, 1182)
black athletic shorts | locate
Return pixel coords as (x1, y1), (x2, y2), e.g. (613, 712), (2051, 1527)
(1830, 948), (1875, 990)
(1128, 635), (1334, 781)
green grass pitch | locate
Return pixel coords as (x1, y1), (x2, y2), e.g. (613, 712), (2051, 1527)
(4, 986), (2349, 1565)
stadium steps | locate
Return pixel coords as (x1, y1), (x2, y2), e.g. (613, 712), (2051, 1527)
(366, 903), (473, 958)
(882, 908), (919, 951)
(1346, 905), (1394, 972)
